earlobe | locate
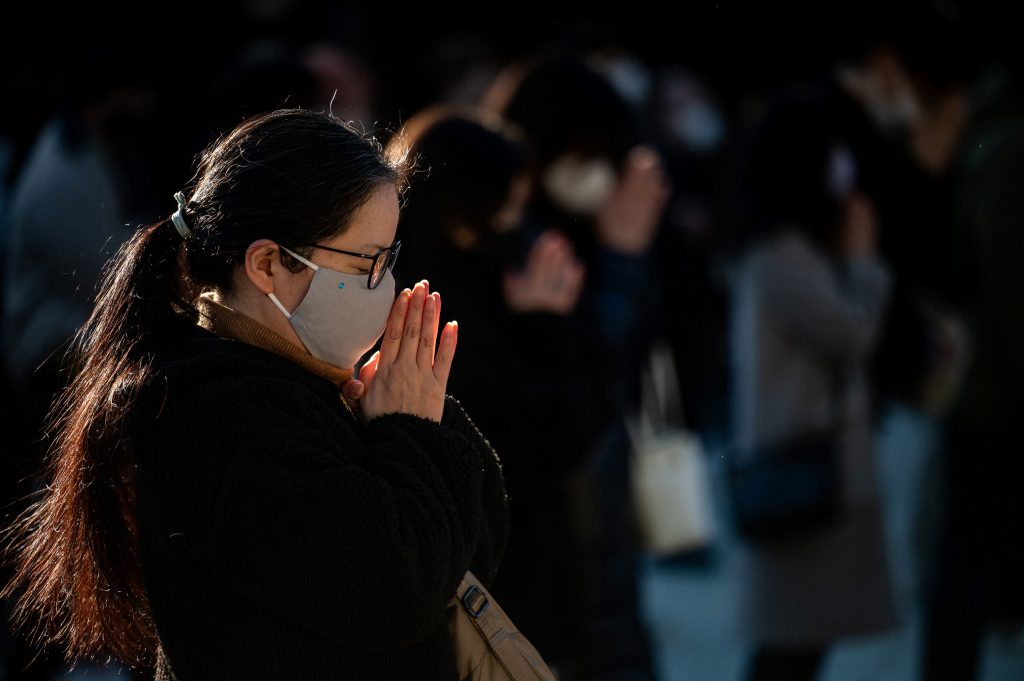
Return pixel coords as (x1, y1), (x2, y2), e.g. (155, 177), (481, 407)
(244, 239), (279, 295)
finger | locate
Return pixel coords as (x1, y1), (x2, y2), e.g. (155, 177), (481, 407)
(358, 350), (381, 386)
(552, 251), (577, 288)
(417, 291), (441, 369)
(547, 238), (572, 272)
(556, 262), (586, 310)
(536, 236), (562, 281)
(379, 289), (411, 365)
(525, 234), (548, 274)
(433, 320), (458, 387)
(398, 280), (427, 364)
(567, 260), (586, 294)
(342, 378), (366, 402)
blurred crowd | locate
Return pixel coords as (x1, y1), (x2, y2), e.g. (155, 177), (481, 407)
(0, 2), (1022, 680)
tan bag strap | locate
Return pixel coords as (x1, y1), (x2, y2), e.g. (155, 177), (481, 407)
(455, 571), (558, 680)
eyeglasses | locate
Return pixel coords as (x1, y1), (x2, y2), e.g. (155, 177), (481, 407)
(291, 240), (401, 290)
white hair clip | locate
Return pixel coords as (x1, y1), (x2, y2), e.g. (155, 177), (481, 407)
(171, 191), (193, 239)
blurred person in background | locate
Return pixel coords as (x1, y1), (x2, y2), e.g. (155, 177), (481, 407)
(823, 11), (1024, 678)
(594, 39), (734, 449)
(726, 92), (898, 681)
(2, 51), (165, 412)
(647, 65), (732, 448)
(387, 105), (595, 679)
(485, 50), (671, 681)
(922, 56), (1024, 681)
(828, 9), (974, 421)
(0, 47), (173, 680)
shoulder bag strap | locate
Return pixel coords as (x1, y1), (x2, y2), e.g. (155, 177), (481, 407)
(455, 571), (558, 681)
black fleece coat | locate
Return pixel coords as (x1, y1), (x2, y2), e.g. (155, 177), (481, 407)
(130, 319), (510, 680)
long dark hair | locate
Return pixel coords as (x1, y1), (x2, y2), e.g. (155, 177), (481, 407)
(0, 108), (411, 671)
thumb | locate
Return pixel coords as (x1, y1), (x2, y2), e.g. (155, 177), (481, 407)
(358, 350), (381, 386)
(342, 379), (366, 401)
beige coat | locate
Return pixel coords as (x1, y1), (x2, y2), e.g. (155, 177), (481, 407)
(728, 229), (900, 646)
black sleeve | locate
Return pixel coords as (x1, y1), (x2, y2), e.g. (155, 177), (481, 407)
(368, 393), (511, 591)
(153, 375), (509, 652)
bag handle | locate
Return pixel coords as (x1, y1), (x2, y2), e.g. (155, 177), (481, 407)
(629, 336), (689, 444)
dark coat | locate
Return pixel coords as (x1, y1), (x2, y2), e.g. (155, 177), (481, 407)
(394, 238), (602, 667)
(130, 319), (510, 680)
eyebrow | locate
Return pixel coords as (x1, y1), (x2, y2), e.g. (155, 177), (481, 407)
(364, 242), (392, 251)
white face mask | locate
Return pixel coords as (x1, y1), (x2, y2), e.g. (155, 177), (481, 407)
(267, 245), (395, 369)
(542, 155), (618, 216)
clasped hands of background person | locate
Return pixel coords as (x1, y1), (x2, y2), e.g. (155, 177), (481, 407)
(342, 280), (457, 424)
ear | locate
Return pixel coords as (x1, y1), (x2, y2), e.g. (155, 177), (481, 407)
(243, 239), (285, 295)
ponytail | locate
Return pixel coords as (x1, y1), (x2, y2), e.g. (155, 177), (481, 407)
(0, 217), (192, 670)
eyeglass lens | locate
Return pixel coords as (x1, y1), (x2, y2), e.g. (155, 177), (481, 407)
(370, 244), (400, 289)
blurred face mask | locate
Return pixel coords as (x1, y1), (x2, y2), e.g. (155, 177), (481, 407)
(267, 245), (395, 369)
(847, 68), (923, 133)
(542, 155), (617, 216)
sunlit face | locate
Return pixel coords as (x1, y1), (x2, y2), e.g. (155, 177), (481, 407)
(304, 183), (399, 274)
(273, 183), (400, 313)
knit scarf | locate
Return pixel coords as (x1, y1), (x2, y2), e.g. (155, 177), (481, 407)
(194, 292), (359, 417)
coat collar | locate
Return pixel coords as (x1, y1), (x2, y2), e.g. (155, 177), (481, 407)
(194, 292), (355, 390)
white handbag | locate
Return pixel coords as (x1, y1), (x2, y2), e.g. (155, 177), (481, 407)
(626, 338), (715, 556)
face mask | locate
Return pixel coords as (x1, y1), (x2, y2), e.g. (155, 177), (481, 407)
(542, 155), (617, 216)
(267, 245), (395, 369)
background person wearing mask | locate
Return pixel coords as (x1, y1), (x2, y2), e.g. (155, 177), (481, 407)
(386, 106), (596, 679)
(485, 51), (672, 681)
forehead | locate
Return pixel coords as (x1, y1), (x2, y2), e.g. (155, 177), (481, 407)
(324, 183), (400, 252)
